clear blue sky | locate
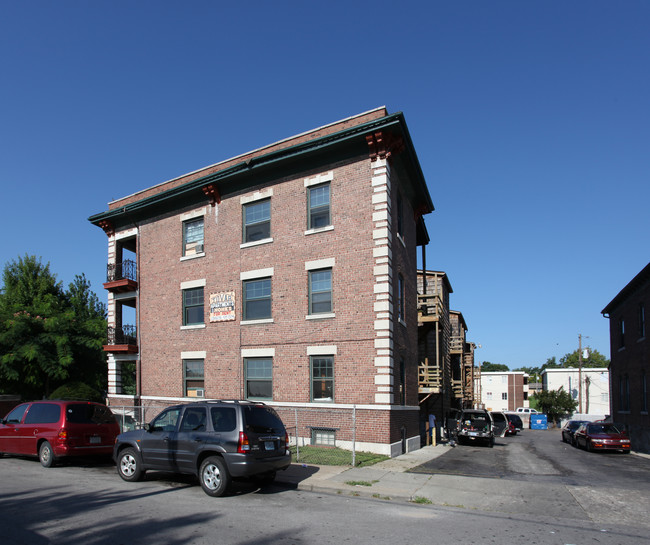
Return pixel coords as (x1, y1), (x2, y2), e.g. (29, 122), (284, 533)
(1, 1), (648, 369)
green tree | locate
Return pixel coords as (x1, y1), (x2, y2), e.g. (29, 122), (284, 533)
(480, 361), (509, 372)
(531, 388), (578, 425)
(559, 348), (609, 368)
(541, 356), (560, 371)
(0, 256), (107, 399)
(65, 274), (108, 392)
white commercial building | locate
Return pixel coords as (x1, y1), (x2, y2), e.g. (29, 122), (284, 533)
(541, 368), (610, 417)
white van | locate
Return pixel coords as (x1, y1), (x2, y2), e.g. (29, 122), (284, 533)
(516, 407), (539, 414)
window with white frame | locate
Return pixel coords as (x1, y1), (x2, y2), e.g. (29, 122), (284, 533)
(243, 277), (272, 320)
(308, 183), (330, 229)
(311, 355), (334, 402)
(243, 199), (271, 243)
(183, 287), (204, 325)
(183, 217), (204, 256)
(309, 269), (332, 315)
(183, 359), (204, 397)
(244, 357), (272, 400)
(502, 392), (508, 400)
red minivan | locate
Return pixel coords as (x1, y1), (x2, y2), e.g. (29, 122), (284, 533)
(0, 400), (120, 467)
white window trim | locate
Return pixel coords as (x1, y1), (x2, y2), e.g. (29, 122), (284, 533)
(241, 348), (276, 358)
(240, 238), (273, 249)
(307, 345), (338, 356)
(180, 208), (207, 222)
(181, 324), (206, 330)
(182, 351), (207, 359)
(180, 279), (206, 290)
(305, 258), (335, 271)
(304, 171), (333, 188)
(180, 253), (205, 262)
(240, 188), (273, 205)
(306, 313), (335, 320)
(241, 268), (274, 281)
(305, 225), (334, 236)
(241, 318), (274, 325)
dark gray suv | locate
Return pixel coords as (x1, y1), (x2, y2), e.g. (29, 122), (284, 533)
(455, 409), (494, 447)
(113, 400), (291, 496)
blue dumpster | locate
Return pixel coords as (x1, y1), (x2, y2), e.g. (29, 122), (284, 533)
(530, 414), (548, 430)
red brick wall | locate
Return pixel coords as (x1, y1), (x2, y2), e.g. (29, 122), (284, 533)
(138, 157), (377, 404)
(607, 281), (650, 426)
(110, 149), (424, 449)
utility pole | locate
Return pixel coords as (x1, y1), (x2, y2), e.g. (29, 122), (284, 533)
(578, 334), (589, 414)
(578, 334), (583, 414)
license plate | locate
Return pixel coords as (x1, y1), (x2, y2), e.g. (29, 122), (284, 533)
(264, 441), (275, 451)
(89, 436), (101, 444)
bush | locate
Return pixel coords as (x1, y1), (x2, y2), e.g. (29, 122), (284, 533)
(49, 382), (104, 403)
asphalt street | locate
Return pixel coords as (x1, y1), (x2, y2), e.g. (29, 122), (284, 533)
(1, 429), (649, 544)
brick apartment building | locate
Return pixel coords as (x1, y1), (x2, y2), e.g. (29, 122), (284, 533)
(479, 371), (529, 412)
(89, 107), (434, 456)
(602, 262), (650, 454)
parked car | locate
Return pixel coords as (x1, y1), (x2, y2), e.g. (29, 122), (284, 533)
(561, 420), (589, 445)
(114, 400), (292, 497)
(516, 407), (539, 414)
(573, 422), (631, 453)
(505, 413), (523, 435)
(455, 409), (494, 447)
(0, 400), (120, 467)
(489, 411), (509, 438)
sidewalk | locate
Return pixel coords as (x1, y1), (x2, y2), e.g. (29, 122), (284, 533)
(275, 443), (452, 502)
(274, 442), (650, 523)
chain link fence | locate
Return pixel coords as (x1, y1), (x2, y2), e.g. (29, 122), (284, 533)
(109, 402), (387, 467)
(272, 405), (360, 466)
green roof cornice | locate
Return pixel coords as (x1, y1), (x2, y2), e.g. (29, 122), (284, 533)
(89, 111), (432, 228)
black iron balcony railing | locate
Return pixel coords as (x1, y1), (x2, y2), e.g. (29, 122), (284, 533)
(107, 260), (137, 283)
(107, 325), (137, 346)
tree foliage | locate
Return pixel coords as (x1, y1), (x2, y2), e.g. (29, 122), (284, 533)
(531, 388), (578, 424)
(0, 255), (107, 400)
(513, 351), (609, 381)
(480, 361), (509, 372)
(559, 348), (609, 368)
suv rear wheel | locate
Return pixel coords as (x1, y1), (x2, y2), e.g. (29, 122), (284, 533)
(199, 456), (231, 497)
(117, 448), (144, 482)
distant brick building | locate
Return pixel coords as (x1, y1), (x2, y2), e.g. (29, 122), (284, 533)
(89, 108), (434, 456)
(480, 371), (529, 412)
(602, 263), (650, 454)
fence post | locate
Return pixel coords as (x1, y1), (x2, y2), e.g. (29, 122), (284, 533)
(295, 407), (300, 463)
(352, 405), (356, 467)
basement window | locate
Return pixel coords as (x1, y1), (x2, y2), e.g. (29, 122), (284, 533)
(310, 427), (337, 447)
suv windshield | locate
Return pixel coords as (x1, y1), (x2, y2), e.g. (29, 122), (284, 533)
(243, 406), (284, 433)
